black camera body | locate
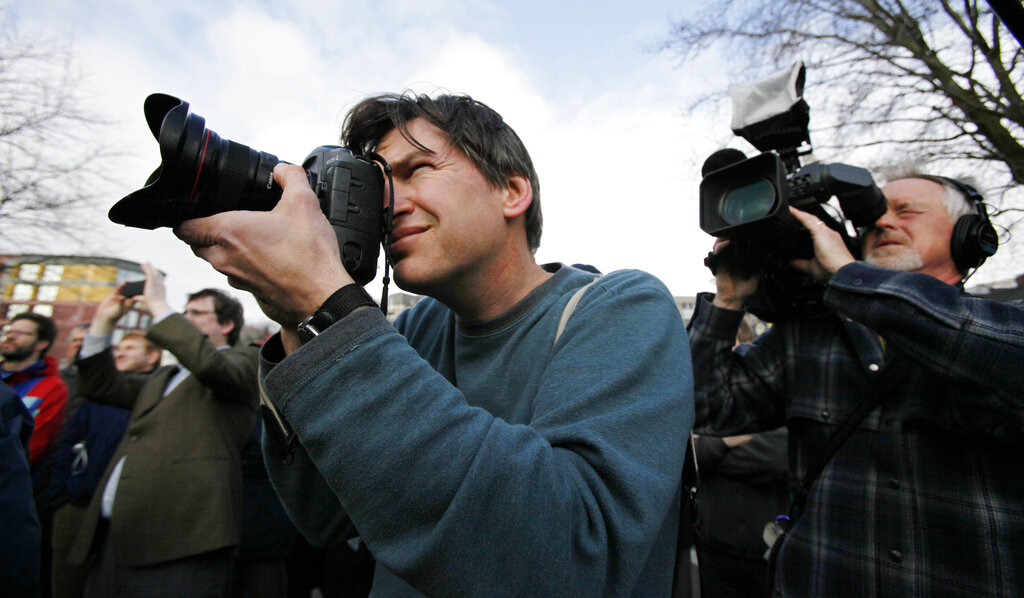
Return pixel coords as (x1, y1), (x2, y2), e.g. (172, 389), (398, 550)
(109, 94), (386, 286)
(121, 280), (145, 298)
(300, 146), (385, 285)
(699, 63), (886, 321)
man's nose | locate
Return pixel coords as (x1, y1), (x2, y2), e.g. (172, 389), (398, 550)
(387, 179), (413, 217)
(873, 207), (898, 230)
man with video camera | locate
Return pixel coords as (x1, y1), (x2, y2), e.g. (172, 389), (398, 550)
(177, 92), (693, 597)
(688, 172), (1024, 595)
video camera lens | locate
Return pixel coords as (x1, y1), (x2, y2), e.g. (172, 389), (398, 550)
(109, 94), (282, 229)
(720, 179), (776, 225)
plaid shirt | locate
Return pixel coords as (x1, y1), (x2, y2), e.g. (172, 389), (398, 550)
(689, 262), (1024, 597)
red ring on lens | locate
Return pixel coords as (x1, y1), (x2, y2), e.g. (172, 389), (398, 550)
(190, 130), (211, 201)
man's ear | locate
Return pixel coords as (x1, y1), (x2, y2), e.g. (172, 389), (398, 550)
(502, 174), (533, 219)
(35, 339), (52, 357)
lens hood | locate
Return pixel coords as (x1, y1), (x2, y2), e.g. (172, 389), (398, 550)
(109, 94), (200, 229)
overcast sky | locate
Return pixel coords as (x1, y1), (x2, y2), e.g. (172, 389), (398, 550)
(6, 0), (1014, 327)
(6, 0), (740, 326)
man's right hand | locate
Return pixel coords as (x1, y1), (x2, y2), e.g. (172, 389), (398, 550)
(90, 286), (131, 337)
(176, 163), (354, 328)
(711, 238), (760, 310)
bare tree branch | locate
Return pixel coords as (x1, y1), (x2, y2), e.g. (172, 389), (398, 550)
(662, 0), (1024, 244)
(0, 30), (118, 251)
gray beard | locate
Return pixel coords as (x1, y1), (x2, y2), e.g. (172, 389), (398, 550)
(864, 246), (924, 272)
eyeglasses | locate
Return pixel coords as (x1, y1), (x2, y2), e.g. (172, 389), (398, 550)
(183, 308), (215, 318)
(1, 329), (37, 339)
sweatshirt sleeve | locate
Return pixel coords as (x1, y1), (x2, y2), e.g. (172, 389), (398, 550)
(688, 293), (788, 436)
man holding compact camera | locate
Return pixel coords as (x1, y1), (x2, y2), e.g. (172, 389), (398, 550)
(177, 92), (693, 597)
(69, 265), (259, 598)
(688, 173), (1024, 595)
(48, 332), (162, 598)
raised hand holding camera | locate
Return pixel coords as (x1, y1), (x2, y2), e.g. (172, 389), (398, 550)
(177, 163), (354, 328)
(137, 262), (172, 318)
(710, 238), (761, 311)
(786, 207), (856, 283)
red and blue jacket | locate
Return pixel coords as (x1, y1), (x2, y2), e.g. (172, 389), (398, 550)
(1, 356), (68, 469)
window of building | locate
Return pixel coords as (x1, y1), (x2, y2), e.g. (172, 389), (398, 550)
(121, 311), (140, 328)
(18, 264), (41, 280)
(37, 285), (59, 302)
(32, 304), (53, 317)
(6, 304), (29, 319)
(12, 283), (35, 301)
(41, 265), (64, 282)
(116, 268), (144, 285)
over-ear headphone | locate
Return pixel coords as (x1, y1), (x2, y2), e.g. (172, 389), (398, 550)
(916, 175), (999, 272)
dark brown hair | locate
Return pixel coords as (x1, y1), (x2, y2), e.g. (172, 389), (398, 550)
(342, 92), (543, 252)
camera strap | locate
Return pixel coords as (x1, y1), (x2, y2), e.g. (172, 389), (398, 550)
(766, 352), (912, 588)
(373, 152), (395, 316)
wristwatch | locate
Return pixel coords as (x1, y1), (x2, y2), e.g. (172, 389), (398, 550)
(296, 284), (377, 344)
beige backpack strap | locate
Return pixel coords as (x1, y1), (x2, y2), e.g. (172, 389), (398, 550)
(555, 277), (601, 344)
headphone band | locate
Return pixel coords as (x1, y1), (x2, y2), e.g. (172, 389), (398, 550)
(912, 174), (987, 216)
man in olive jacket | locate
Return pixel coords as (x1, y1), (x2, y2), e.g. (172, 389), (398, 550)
(70, 264), (259, 598)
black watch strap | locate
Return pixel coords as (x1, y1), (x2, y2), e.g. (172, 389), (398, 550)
(296, 284), (376, 344)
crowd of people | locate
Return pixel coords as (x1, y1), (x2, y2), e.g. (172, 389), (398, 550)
(2, 89), (1022, 598)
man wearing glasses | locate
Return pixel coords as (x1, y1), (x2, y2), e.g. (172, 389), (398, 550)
(68, 263), (259, 598)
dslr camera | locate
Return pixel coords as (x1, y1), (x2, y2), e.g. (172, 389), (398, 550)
(699, 62), (887, 321)
(109, 94), (387, 286)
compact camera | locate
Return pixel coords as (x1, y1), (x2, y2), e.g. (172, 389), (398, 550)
(109, 94), (387, 285)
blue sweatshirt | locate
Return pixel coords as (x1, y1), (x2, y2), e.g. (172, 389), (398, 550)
(261, 264), (694, 597)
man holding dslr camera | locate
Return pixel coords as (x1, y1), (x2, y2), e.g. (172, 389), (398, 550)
(177, 92), (692, 597)
(688, 173), (1024, 595)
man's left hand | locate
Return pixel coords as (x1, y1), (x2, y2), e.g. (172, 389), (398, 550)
(787, 206), (856, 283)
(139, 262), (171, 318)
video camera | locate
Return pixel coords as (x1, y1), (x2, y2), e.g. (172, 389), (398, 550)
(109, 94), (388, 286)
(699, 62), (887, 321)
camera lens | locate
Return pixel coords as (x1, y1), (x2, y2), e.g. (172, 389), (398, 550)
(109, 94), (282, 229)
(178, 127), (281, 218)
(720, 179), (776, 225)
